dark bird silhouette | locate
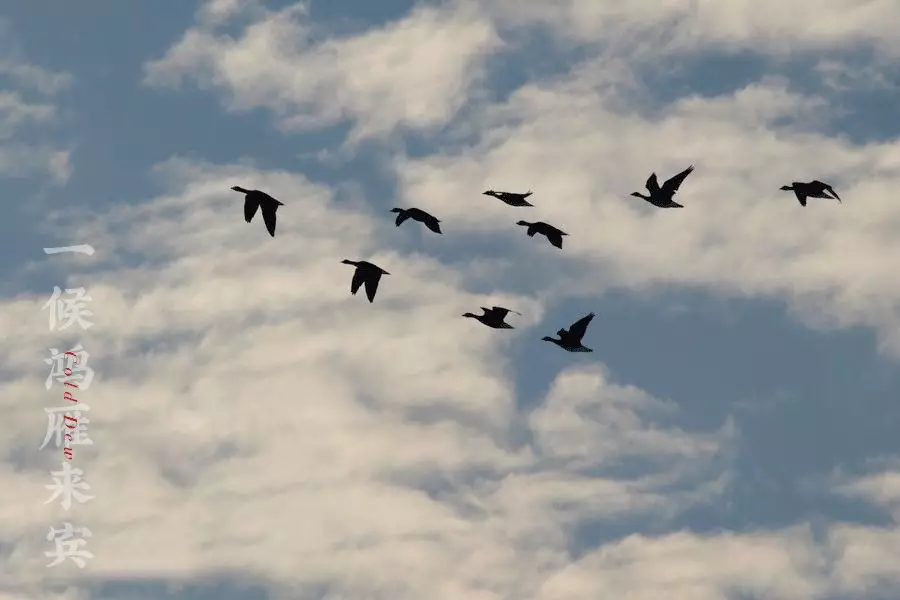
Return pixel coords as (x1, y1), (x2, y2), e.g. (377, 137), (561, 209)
(390, 207), (442, 234)
(630, 166), (694, 208)
(780, 180), (842, 207)
(516, 220), (568, 249)
(462, 306), (521, 329)
(232, 186), (284, 237)
(341, 260), (389, 302)
(542, 312), (595, 352)
(483, 189), (534, 207)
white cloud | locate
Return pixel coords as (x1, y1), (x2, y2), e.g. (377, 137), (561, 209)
(0, 61), (73, 95)
(835, 464), (900, 521)
(143, 0), (501, 143)
(392, 59), (900, 359)
(0, 28), (73, 183)
(815, 57), (899, 92)
(1, 158), (738, 597)
(6, 0), (900, 596)
(483, 0), (900, 59)
(0, 145), (71, 183)
(0, 92), (56, 138)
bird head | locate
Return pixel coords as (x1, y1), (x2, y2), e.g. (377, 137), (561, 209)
(483, 190), (494, 195)
(462, 312), (477, 318)
(629, 192), (643, 198)
(515, 220), (530, 226)
(341, 259), (356, 266)
(389, 208), (402, 213)
(541, 336), (556, 343)
(230, 186), (247, 193)
(779, 185), (793, 191)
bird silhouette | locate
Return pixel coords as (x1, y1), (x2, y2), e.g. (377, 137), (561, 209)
(542, 312), (595, 352)
(516, 220), (568, 249)
(390, 207), (442, 234)
(341, 260), (389, 302)
(232, 186), (284, 237)
(462, 306), (521, 329)
(630, 166), (694, 208)
(483, 189), (534, 207)
(780, 180), (842, 207)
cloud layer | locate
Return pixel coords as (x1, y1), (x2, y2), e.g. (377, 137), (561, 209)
(4, 0), (900, 598)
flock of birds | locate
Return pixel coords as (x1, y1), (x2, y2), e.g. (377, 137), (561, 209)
(230, 170), (842, 353)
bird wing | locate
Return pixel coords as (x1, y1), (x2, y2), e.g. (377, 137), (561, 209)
(566, 312), (595, 342)
(244, 197), (259, 223)
(418, 212), (441, 233)
(491, 306), (521, 316)
(424, 217), (442, 233)
(794, 189), (807, 207)
(364, 272), (382, 302)
(823, 184), (841, 202)
(260, 203), (278, 236)
(395, 211), (409, 226)
(662, 165), (694, 194)
(350, 267), (365, 295)
(546, 230), (564, 249)
(645, 173), (660, 193)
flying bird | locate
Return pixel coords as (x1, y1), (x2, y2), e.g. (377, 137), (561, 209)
(630, 166), (694, 208)
(390, 207), (442, 234)
(341, 260), (390, 303)
(542, 312), (595, 352)
(232, 186), (284, 237)
(780, 180), (842, 207)
(483, 189), (534, 207)
(516, 220), (568, 249)
(462, 306), (521, 329)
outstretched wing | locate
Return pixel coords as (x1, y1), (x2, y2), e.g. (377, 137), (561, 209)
(566, 312), (595, 343)
(395, 211), (410, 226)
(244, 197), (259, 223)
(794, 189), (807, 207)
(662, 165), (694, 194)
(423, 215), (442, 234)
(489, 306), (521, 319)
(364, 272), (382, 302)
(546, 230), (564, 249)
(645, 173), (660, 193)
(350, 268), (365, 295)
(822, 183), (841, 202)
(260, 203), (277, 236)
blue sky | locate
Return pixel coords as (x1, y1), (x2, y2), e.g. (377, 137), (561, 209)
(3, 1), (900, 599)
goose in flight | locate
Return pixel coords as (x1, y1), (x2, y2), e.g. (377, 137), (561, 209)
(542, 312), (595, 352)
(341, 260), (390, 302)
(463, 306), (521, 329)
(232, 186), (284, 237)
(780, 180), (841, 206)
(390, 207), (442, 234)
(516, 220), (568, 249)
(630, 166), (694, 208)
(483, 189), (534, 207)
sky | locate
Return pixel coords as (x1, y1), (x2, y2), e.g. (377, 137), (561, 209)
(2, 0), (900, 598)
